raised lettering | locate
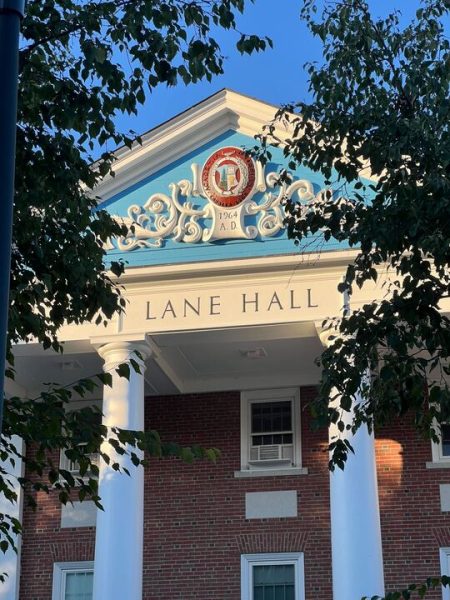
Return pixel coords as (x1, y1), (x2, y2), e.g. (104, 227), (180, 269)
(268, 291), (283, 311)
(146, 301), (156, 320)
(210, 296), (221, 315)
(162, 300), (177, 319)
(243, 293), (259, 313)
(307, 288), (318, 308)
(290, 290), (301, 309)
(184, 297), (200, 317)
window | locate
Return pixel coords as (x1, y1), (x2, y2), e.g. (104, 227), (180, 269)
(241, 553), (305, 600)
(59, 400), (102, 484)
(52, 562), (94, 600)
(442, 425), (450, 457)
(250, 400), (293, 462)
(440, 548), (450, 600)
(431, 423), (450, 464)
(239, 388), (302, 473)
(59, 447), (100, 483)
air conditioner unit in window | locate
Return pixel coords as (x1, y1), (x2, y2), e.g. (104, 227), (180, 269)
(248, 444), (293, 467)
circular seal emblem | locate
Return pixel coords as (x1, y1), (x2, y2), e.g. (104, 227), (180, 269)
(201, 147), (256, 208)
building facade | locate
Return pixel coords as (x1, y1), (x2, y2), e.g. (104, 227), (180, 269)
(4, 91), (450, 600)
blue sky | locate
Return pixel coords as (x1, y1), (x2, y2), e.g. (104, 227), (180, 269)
(114, 0), (429, 139)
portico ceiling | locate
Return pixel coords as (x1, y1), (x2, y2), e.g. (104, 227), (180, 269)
(10, 322), (323, 401)
(148, 322), (323, 393)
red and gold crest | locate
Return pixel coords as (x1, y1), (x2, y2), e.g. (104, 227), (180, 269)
(201, 147), (256, 208)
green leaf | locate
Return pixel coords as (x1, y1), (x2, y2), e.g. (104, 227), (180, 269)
(116, 363), (130, 380)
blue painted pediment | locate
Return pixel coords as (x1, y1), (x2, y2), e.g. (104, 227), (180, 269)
(101, 129), (345, 268)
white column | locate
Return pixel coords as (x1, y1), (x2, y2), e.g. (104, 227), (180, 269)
(0, 435), (24, 600)
(329, 379), (385, 600)
(92, 340), (150, 600)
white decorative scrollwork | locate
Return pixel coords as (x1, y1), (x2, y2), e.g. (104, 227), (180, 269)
(107, 158), (325, 251)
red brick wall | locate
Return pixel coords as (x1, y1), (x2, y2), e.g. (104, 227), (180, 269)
(18, 387), (450, 599)
(143, 387), (331, 600)
(19, 449), (95, 600)
(377, 417), (450, 598)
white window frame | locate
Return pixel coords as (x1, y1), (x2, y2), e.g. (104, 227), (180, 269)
(239, 388), (302, 472)
(241, 552), (305, 600)
(59, 446), (100, 483)
(59, 400), (102, 484)
(440, 547), (450, 600)
(431, 422), (450, 464)
(52, 561), (94, 600)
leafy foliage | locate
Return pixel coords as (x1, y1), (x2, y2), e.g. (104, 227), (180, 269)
(5, 373), (219, 505)
(362, 575), (450, 599)
(1, 0), (268, 556)
(12, 0), (270, 357)
(1, 370), (219, 558)
(258, 0), (450, 469)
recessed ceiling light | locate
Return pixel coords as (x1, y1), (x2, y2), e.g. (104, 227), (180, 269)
(239, 348), (267, 359)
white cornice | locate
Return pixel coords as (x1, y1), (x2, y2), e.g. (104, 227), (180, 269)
(93, 89), (288, 202)
(92, 89), (378, 201)
(115, 249), (360, 286)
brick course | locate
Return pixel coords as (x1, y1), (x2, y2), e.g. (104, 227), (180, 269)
(17, 387), (450, 599)
(377, 417), (450, 598)
(19, 444), (95, 600)
(143, 387), (331, 600)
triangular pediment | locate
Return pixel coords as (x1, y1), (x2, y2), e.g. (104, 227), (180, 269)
(98, 91), (348, 268)
(95, 89), (283, 201)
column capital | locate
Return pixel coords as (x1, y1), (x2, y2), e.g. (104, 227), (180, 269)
(91, 334), (152, 369)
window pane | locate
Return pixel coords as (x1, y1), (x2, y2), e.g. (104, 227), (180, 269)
(252, 412), (262, 433)
(442, 424), (450, 456)
(252, 433), (292, 446)
(252, 434), (294, 447)
(282, 410), (291, 431)
(264, 587), (275, 600)
(65, 571), (93, 600)
(276, 588), (287, 600)
(285, 585), (295, 600)
(261, 407), (274, 433)
(262, 434), (273, 445)
(253, 565), (295, 600)
(251, 402), (292, 435)
(254, 587), (264, 600)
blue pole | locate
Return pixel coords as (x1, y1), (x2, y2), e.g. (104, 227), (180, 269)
(0, 0), (25, 431)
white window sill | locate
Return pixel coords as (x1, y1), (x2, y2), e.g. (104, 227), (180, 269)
(234, 467), (308, 478)
(426, 461), (450, 469)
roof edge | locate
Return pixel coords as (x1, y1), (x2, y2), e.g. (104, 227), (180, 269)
(93, 89), (287, 202)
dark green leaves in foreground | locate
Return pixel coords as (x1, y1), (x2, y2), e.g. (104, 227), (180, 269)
(362, 575), (450, 599)
(11, 0), (269, 362)
(0, 365), (219, 562)
(258, 0), (450, 468)
(2, 0), (266, 560)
